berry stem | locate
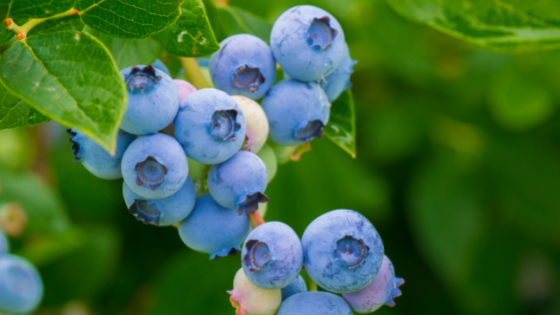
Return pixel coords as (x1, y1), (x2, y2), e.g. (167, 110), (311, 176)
(179, 57), (212, 90)
(309, 278), (318, 291)
(248, 210), (265, 229)
(5, 8), (78, 40)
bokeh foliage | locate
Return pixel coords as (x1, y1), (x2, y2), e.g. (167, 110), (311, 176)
(1, 0), (560, 314)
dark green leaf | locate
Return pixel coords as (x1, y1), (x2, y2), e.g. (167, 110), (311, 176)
(215, 4), (272, 43)
(77, 0), (182, 39)
(0, 83), (50, 129)
(3, 0), (74, 19)
(0, 30), (126, 152)
(16, 228), (87, 268)
(155, 0), (220, 57)
(28, 15), (85, 37)
(385, 0), (560, 53)
(324, 89), (356, 158)
(88, 28), (162, 68)
(0, 168), (70, 235)
(0, 24), (14, 45)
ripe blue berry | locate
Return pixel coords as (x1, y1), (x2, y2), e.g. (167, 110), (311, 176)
(343, 255), (404, 313)
(0, 230), (8, 254)
(210, 34), (276, 100)
(232, 96), (269, 153)
(174, 88), (246, 165)
(120, 65), (179, 135)
(228, 268), (281, 315)
(320, 42), (356, 102)
(151, 59), (170, 76)
(67, 129), (136, 180)
(0, 255), (43, 315)
(178, 194), (250, 259)
(271, 5), (345, 82)
(262, 80), (330, 145)
(241, 222), (303, 290)
(277, 292), (352, 315)
(302, 210), (384, 293)
(122, 177), (196, 226)
(281, 275), (307, 301)
(121, 133), (188, 199)
(208, 151), (268, 214)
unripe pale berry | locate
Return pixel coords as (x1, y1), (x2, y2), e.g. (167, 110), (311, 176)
(228, 268), (281, 315)
(232, 96), (269, 153)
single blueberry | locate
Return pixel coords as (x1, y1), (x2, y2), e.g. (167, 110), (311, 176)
(228, 268), (281, 315)
(241, 222), (303, 290)
(120, 65), (179, 135)
(0, 255), (43, 315)
(178, 194), (250, 259)
(151, 58), (170, 76)
(67, 129), (136, 180)
(174, 88), (246, 165)
(210, 34), (276, 99)
(208, 151), (268, 214)
(122, 176), (196, 226)
(320, 42), (356, 102)
(262, 80), (330, 145)
(281, 275), (307, 301)
(232, 96), (270, 153)
(302, 210), (384, 293)
(277, 291), (352, 315)
(121, 133), (188, 199)
(0, 230), (8, 255)
(270, 5), (345, 82)
(343, 255), (405, 313)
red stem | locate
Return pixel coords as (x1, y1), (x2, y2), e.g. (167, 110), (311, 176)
(248, 211), (265, 229)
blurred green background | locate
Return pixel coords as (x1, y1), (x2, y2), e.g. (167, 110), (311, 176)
(2, 0), (560, 314)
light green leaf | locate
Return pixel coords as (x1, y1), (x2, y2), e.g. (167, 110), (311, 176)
(0, 83), (50, 129)
(215, 4), (272, 43)
(3, 0), (74, 19)
(0, 30), (126, 152)
(156, 0), (220, 57)
(89, 28), (163, 68)
(385, 0), (560, 53)
(324, 89), (356, 158)
(28, 15), (85, 37)
(76, 0), (182, 39)
(0, 168), (70, 235)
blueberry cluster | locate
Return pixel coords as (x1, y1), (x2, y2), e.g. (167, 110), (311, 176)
(65, 3), (401, 314)
(0, 230), (44, 315)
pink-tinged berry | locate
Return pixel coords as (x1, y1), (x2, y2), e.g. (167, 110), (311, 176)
(174, 79), (197, 102)
(232, 96), (269, 153)
(228, 268), (281, 315)
(342, 255), (404, 313)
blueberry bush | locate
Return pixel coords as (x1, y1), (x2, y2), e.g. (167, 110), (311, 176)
(1, 0), (560, 314)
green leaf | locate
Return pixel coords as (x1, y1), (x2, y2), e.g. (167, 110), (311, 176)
(28, 15), (85, 37)
(0, 25), (14, 45)
(155, 0), (220, 57)
(77, 0), (182, 39)
(324, 89), (356, 158)
(3, 0), (74, 19)
(0, 84), (50, 129)
(0, 168), (70, 235)
(88, 28), (162, 68)
(0, 30), (126, 153)
(385, 0), (560, 53)
(215, 4), (272, 43)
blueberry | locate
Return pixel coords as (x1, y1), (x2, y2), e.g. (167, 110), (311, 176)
(241, 222), (303, 290)
(210, 34), (276, 100)
(262, 80), (330, 145)
(208, 151), (268, 214)
(151, 58), (170, 76)
(0, 230), (8, 254)
(270, 5), (345, 82)
(174, 88), (246, 165)
(228, 268), (281, 315)
(302, 210), (384, 293)
(0, 255), (43, 314)
(122, 133), (188, 199)
(120, 65), (179, 135)
(67, 129), (136, 180)
(256, 144), (278, 182)
(122, 176), (196, 226)
(277, 291), (352, 315)
(343, 255), (404, 313)
(281, 275), (307, 301)
(178, 194), (250, 259)
(232, 96), (269, 153)
(320, 42), (356, 102)
(174, 79), (197, 102)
